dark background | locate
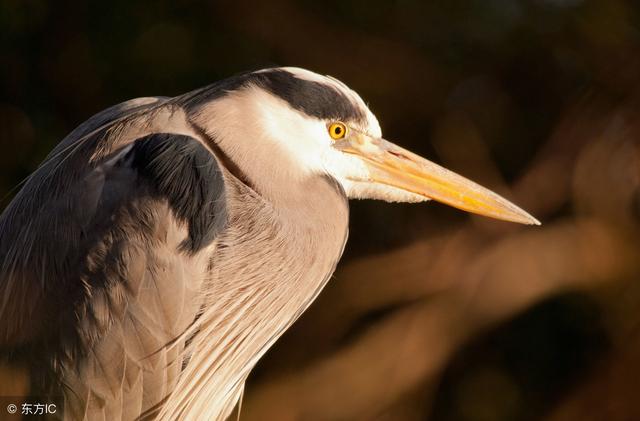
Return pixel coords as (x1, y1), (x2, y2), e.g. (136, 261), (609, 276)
(2, 1), (640, 420)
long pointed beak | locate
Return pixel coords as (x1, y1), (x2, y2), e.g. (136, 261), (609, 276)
(334, 133), (540, 225)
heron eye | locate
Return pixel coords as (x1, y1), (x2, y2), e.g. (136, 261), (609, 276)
(328, 122), (348, 140)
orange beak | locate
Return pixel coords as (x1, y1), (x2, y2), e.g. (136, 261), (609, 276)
(334, 133), (540, 225)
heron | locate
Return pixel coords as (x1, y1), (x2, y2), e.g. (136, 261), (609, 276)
(0, 67), (538, 420)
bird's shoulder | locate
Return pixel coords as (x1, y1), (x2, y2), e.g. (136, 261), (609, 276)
(0, 96), (228, 361)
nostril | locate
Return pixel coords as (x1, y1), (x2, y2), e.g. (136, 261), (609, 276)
(388, 150), (410, 160)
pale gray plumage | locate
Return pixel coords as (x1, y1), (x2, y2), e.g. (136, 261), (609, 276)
(0, 67), (538, 421)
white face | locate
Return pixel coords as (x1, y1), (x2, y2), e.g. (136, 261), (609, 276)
(192, 67), (538, 224)
(242, 68), (429, 203)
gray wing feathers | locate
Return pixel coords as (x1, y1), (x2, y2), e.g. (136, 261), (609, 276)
(65, 216), (207, 420)
(0, 97), (226, 420)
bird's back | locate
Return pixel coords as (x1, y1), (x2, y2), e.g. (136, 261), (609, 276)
(0, 96), (226, 419)
(0, 96), (167, 346)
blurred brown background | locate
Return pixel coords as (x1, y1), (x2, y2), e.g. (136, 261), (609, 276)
(2, 1), (640, 420)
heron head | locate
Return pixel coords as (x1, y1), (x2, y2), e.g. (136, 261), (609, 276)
(192, 67), (538, 225)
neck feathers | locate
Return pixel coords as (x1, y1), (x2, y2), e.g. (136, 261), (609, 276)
(158, 165), (349, 421)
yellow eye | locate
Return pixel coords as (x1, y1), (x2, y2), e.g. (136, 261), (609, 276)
(328, 122), (348, 140)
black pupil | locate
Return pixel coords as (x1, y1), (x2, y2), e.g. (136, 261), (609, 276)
(334, 126), (342, 135)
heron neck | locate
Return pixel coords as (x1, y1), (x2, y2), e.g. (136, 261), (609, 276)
(162, 164), (349, 420)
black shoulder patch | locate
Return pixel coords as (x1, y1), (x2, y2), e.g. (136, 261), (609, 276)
(180, 69), (367, 124)
(128, 133), (226, 252)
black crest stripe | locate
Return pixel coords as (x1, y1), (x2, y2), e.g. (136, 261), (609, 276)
(181, 69), (367, 124)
